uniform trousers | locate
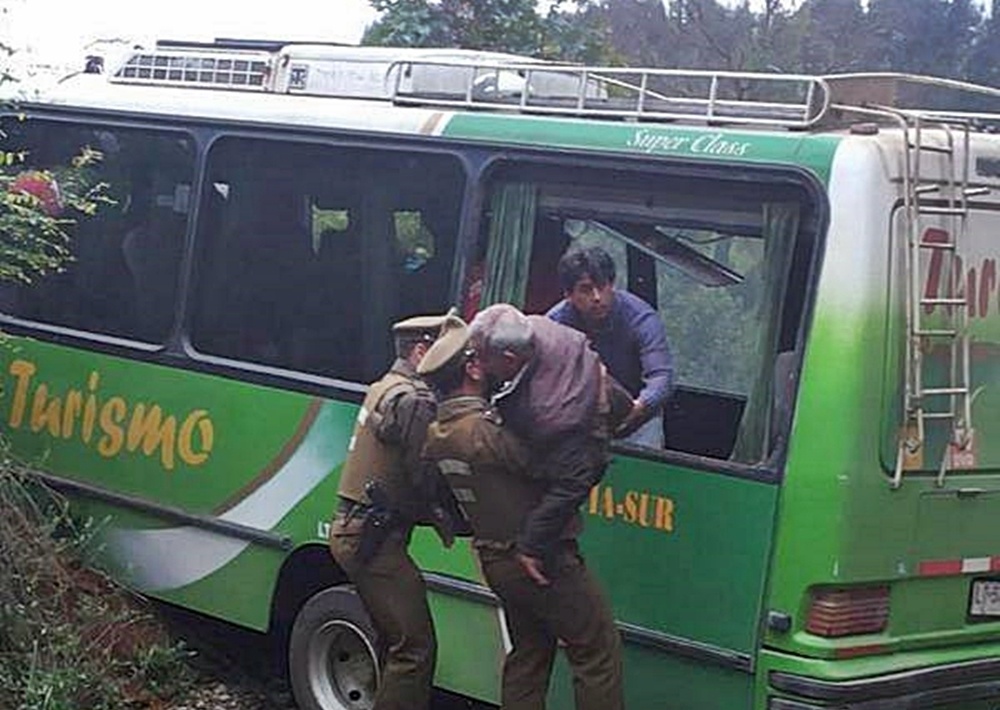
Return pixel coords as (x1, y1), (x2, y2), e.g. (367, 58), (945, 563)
(329, 524), (436, 710)
(479, 542), (624, 710)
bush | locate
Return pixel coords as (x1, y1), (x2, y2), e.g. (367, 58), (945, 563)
(0, 444), (196, 709)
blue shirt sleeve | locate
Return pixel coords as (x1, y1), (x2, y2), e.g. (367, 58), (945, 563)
(545, 299), (571, 324)
(548, 291), (674, 413)
(625, 294), (674, 412)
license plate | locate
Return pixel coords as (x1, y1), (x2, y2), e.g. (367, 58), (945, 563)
(969, 579), (1000, 616)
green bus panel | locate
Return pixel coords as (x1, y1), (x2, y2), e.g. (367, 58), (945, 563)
(552, 644), (753, 710)
(427, 593), (506, 703)
(441, 114), (842, 184)
(579, 454), (779, 654)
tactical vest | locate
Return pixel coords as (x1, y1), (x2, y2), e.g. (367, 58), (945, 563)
(338, 371), (424, 506)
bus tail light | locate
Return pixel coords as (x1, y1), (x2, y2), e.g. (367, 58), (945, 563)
(806, 585), (890, 637)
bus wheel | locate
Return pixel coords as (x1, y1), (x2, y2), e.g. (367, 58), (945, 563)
(288, 586), (380, 710)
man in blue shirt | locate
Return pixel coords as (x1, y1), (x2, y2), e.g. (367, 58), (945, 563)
(547, 246), (674, 448)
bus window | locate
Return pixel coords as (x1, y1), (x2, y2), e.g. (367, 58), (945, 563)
(475, 162), (810, 463)
(0, 120), (194, 342)
(189, 137), (464, 382)
(311, 205), (350, 253)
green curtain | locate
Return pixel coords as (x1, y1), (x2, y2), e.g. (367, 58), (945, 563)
(480, 182), (537, 307)
(732, 202), (800, 463)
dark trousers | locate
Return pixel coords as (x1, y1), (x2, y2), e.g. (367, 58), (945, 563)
(479, 543), (624, 710)
(329, 524), (436, 710)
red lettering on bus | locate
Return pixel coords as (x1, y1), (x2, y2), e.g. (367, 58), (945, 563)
(923, 228), (952, 316)
(968, 264), (978, 318)
(922, 229), (998, 320)
(982, 258), (997, 319)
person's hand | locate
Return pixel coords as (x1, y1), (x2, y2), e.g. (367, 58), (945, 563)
(615, 399), (647, 437)
(516, 553), (550, 586)
(429, 505), (455, 548)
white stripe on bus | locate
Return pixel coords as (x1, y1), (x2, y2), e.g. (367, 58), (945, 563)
(107, 402), (348, 591)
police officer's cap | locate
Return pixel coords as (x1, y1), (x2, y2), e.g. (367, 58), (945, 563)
(392, 308), (457, 341)
(417, 313), (469, 376)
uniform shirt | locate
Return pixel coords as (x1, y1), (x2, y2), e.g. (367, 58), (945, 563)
(375, 358), (438, 476)
(423, 395), (580, 547)
(547, 289), (674, 414)
(337, 357), (438, 510)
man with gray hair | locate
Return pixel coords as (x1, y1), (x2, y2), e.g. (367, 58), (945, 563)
(469, 303), (628, 585)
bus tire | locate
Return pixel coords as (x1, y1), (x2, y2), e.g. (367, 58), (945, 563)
(288, 586), (381, 710)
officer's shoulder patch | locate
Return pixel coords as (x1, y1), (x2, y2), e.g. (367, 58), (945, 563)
(378, 379), (421, 410)
(438, 458), (473, 477)
(482, 408), (504, 426)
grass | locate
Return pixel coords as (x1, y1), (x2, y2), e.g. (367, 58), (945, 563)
(0, 442), (197, 710)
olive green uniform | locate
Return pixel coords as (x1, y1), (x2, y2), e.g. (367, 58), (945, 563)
(328, 357), (438, 710)
(423, 396), (624, 710)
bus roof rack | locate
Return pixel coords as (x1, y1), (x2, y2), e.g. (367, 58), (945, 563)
(156, 38), (353, 52)
(822, 72), (1000, 126)
(387, 60), (830, 128)
(107, 43), (1000, 130)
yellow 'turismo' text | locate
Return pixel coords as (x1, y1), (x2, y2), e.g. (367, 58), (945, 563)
(7, 359), (214, 471)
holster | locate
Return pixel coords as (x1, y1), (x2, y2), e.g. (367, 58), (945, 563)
(426, 473), (472, 547)
(355, 481), (398, 565)
(406, 466), (472, 548)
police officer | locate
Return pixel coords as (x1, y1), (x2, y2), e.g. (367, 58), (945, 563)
(328, 311), (457, 710)
(419, 316), (625, 710)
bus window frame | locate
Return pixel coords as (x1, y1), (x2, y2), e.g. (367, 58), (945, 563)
(0, 112), (481, 403)
(0, 110), (201, 351)
(181, 128), (475, 387)
(469, 149), (830, 485)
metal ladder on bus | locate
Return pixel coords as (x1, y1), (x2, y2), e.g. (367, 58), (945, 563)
(893, 114), (986, 488)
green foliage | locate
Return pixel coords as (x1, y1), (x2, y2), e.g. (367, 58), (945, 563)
(969, 9), (1000, 91)
(0, 40), (190, 710)
(364, 0), (614, 62)
(0, 449), (196, 709)
(363, 0), (1000, 90)
(364, 0), (446, 48)
(394, 209), (435, 259)
(656, 237), (764, 394)
(541, 1), (617, 63)
(866, 0), (982, 77)
(0, 144), (113, 284)
(311, 206), (350, 253)
(600, 0), (998, 89)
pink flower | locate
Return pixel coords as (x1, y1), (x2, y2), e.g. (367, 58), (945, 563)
(10, 171), (63, 217)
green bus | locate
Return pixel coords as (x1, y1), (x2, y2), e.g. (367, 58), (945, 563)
(3, 42), (1000, 709)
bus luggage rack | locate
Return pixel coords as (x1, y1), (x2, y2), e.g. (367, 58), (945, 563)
(388, 61), (831, 129)
(113, 48), (273, 90)
(105, 42), (1000, 132)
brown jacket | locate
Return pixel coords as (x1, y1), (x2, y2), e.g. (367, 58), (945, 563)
(494, 315), (603, 444)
